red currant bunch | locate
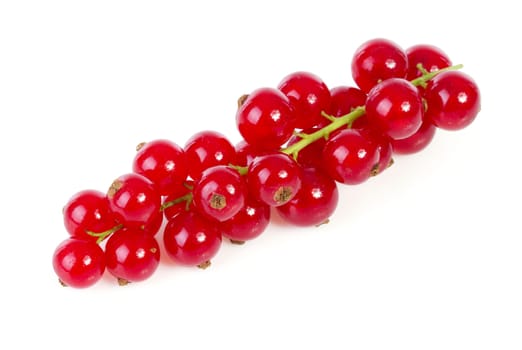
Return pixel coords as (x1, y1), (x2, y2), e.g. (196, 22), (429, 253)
(52, 38), (480, 288)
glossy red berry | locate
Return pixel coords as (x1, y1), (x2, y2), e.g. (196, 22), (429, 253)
(236, 88), (296, 151)
(52, 238), (105, 288)
(235, 140), (267, 167)
(132, 139), (188, 196)
(375, 136), (393, 174)
(163, 211), (222, 267)
(351, 38), (408, 93)
(193, 166), (246, 222)
(278, 71), (331, 129)
(184, 130), (236, 181)
(63, 189), (118, 242)
(424, 71), (480, 130)
(107, 173), (161, 229)
(359, 128), (393, 175)
(329, 86), (367, 118)
(406, 44), (452, 80)
(365, 78), (423, 140)
(140, 210), (164, 237)
(391, 119), (436, 154)
(322, 128), (379, 185)
(218, 195), (271, 242)
(276, 167), (338, 227)
(105, 228), (160, 284)
(247, 153), (302, 207)
(329, 85), (370, 130)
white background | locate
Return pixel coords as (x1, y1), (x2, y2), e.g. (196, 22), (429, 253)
(1, 1), (520, 349)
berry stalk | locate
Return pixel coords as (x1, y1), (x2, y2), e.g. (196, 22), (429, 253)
(282, 106), (365, 159)
(86, 224), (124, 244)
(410, 63), (463, 88)
(281, 64), (464, 159)
(161, 192), (193, 211)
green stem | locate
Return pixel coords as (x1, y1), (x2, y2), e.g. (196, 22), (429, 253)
(86, 224), (123, 244)
(280, 64), (464, 159)
(228, 164), (248, 176)
(282, 106), (365, 159)
(410, 63), (463, 87)
(182, 181), (194, 191)
(416, 63), (430, 76)
(161, 192), (193, 211)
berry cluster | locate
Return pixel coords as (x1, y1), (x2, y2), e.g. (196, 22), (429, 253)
(52, 38), (481, 288)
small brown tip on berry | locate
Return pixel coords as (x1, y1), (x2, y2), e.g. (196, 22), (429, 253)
(274, 186), (293, 205)
(117, 278), (130, 286)
(370, 163), (380, 177)
(388, 158), (394, 168)
(230, 239), (246, 245)
(237, 94), (249, 109)
(316, 218), (330, 227)
(58, 279), (68, 287)
(210, 193), (226, 210)
(197, 260), (212, 269)
(107, 179), (123, 199)
(136, 142), (146, 152)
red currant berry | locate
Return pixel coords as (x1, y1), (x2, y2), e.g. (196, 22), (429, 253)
(107, 173), (161, 229)
(140, 209), (164, 237)
(276, 167), (338, 227)
(247, 153), (302, 207)
(365, 78), (423, 140)
(330, 86), (367, 117)
(163, 211), (222, 268)
(405, 44), (452, 80)
(391, 119), (436, 154)
(359, 128), (393, 175)
(424, 71), (480, 130)
(63, 189), (118, 242)
(322, 128), (379, 185)
(52, 238), (105, 288)
(278, 71), (331, 129)
(235, 140), (267, 167)
(184, 130), (236, 181)
(375, 136), (393, 173)
(351, 38), (408, 93)
(105, 228), (160, 284)
(236, 88), (296, 151)
(132, 139), (188, 196)
(219, 195), (271, 242)
(193, 166), (246, 222)
(328, 86), (370, 129)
